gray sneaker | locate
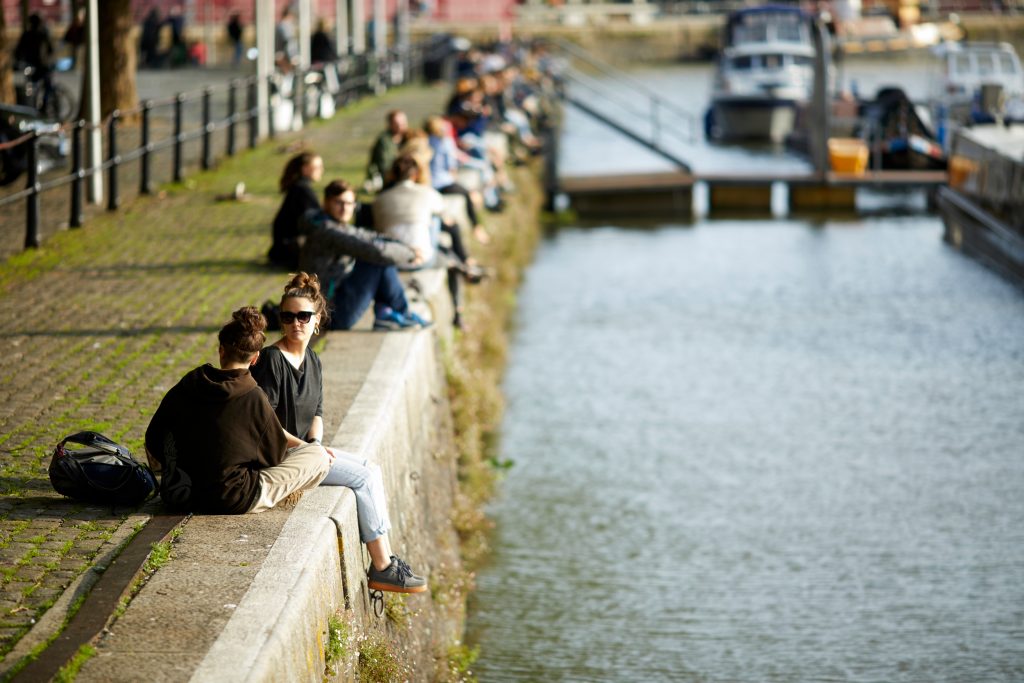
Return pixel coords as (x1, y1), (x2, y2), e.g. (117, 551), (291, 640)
(367, 555), (427, 594)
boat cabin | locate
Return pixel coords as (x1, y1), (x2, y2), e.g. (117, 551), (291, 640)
(928, 42), (1024, 121)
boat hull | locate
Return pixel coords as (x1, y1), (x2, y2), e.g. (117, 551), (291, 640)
(710, 97), (801, 143)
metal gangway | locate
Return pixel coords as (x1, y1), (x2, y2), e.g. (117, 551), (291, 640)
(550, 37), (698, 173)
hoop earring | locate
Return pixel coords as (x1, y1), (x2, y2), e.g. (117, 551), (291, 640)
(314, 325), (320, 335)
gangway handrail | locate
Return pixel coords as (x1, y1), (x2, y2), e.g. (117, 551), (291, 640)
(551, 36), (698, 137)
(561, 67), (696, 148)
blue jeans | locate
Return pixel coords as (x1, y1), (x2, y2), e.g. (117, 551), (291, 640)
(320, 450), (391, 543)
(330, 261), (409, 330)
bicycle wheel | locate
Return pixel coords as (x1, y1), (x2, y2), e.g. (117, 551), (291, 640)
(36, 84), (75, 122)
(52, 85), (75, 122)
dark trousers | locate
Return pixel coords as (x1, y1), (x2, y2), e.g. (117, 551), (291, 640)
(440, 221), (469, 263)
(438, 183), (480, 227)
(330, 261), (408, 330)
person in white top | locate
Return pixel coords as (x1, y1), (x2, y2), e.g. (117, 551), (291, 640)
(371, 155), (447, 265)
(372, 154), (491, 328)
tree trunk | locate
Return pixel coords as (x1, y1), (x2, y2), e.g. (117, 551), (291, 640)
(98, 0), (137, 118)
(0, 5), (13, 104)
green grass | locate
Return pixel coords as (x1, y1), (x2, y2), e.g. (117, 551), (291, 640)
(383, 593), (409, 628)
(444, 641), (480, 683)
(357, 635), (408, 683)
(324, 614), (349, 678)
(53, 643), (96, 682)
(142, 540), (172, 573)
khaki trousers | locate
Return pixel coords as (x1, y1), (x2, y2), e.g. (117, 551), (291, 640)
(248, 442), (329, 513)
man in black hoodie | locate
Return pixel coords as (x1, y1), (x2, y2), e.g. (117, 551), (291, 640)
(146, 307), (328, 513)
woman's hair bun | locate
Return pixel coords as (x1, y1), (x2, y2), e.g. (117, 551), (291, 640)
(219, 306), (267, 362)
(284, 271), (321, 297)
(233, 305), (267, 333)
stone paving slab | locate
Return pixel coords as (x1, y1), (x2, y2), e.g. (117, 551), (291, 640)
(0, 81), (451, 674)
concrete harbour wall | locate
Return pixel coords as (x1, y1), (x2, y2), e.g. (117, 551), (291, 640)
(72, 270), (466, 682)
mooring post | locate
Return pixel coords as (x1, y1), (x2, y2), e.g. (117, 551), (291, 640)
(810, 17), (833, 180)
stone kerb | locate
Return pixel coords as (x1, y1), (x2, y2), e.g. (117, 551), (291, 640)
(186, 267), (452, 682)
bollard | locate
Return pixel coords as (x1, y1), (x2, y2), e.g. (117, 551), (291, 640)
(24, 133), (40, 249)
(173, 94), (184, 182)
(266, 75), (276, 140)
(70, 122), (83, 228)
(107, 110), (120, 211)
(295, 68), (304, 126)
(202, 87), (212, 170)
(248, 79), (258, 149)
(140, 101), (152, 195)
(227, 79), (237, 157)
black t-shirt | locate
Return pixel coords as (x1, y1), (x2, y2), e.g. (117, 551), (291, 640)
(251, 345), (323, 441)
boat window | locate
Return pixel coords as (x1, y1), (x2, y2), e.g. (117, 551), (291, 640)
(996, 53), (1018, 75)
(762, 54), (783, 70)
(730, 55), (754, 70)
(792, 55), (813, 66)
(976, 54), (995, 76)
(953, 54), (971, 76)
(734, 24), (769, 43)
(775, 22), (804, 42)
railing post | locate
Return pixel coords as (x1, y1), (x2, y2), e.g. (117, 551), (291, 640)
(294, 68), (304, 125)
(248, 79), (258, 149)
(107, 109), (120, 211)
(227, 79), (237, 157)
(202, 87), (213, 170)
(24, 133), (40, 249)
(652, 98), (660, 147)
(70, 122), (83, 228)
(267, 75), (276, 140)
(140, 100), (152, 195)
(173, 94), (185, 182)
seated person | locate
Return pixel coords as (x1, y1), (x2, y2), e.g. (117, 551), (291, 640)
(270, 151), (322, 270)
(300, 180), (429, 331)
(426, 115), (490, 245)
(373, 155), (489, 328)
(365, 109), (407, 192)
(252, 273), (428, 593)
(145, 307), (329, 514)
(372, 154), (447, 265)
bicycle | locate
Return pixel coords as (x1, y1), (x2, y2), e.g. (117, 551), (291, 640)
(14, 65), (76, 123)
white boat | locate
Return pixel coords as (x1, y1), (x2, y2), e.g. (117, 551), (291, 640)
(706, 6), (817, 144)
(927, 41), (1024, 136)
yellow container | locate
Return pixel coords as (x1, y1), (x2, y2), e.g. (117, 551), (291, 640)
(828, 138), (869, 175)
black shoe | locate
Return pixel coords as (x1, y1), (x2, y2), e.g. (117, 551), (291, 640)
(462, 263), (493, 284)
(367, 555), (427, 594)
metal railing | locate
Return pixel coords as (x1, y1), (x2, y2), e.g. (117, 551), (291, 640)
(549, 37), (698, 171)
(0, 43), (430, 257)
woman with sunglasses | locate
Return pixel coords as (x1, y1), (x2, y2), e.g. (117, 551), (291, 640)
(251, 272), (428, 593)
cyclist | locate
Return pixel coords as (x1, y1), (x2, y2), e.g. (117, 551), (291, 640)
(14, 14), (56, 118)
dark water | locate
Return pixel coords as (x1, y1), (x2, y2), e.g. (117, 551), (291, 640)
(466, 63), (1024, 683)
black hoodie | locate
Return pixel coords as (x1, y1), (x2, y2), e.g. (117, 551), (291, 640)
(146, 364), (288, 514)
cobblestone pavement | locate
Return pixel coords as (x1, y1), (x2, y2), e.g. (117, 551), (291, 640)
(0, 80), (450, 668)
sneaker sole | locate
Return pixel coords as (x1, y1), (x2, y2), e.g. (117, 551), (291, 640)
(367, 580), (428, 594)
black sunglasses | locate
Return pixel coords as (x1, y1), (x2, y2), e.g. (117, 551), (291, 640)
(279, 310), (315, 325)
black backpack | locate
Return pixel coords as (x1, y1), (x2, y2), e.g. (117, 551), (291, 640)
(48, 431), (157, 507)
